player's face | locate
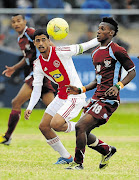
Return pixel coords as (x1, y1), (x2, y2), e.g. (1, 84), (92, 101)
(97, 22), (113, 43)
(34, 34), (50, 53)
(11, 15), (26, 34)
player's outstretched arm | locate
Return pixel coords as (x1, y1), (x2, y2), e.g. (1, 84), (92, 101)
(79, 38), (99, 54)
(24, 85), (42, 120)
(66, 79), (97, 95)
(85, 79), (97, 91)
(2, 57), (26, 77)
(66, 85), (81, 95)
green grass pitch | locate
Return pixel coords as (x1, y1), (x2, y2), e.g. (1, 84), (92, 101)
(0, 103), (139, 180)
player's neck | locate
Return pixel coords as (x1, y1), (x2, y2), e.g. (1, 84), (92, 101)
(41, 47), (50, 59)
(100, 38), (112, 47)
(17, 26), (26, 36)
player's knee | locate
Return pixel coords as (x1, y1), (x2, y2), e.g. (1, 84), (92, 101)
(11, 98), (19, 108)
(39, 122), (48, 132)
(75, 123), (83, 133)
(50, 121), (61, 132)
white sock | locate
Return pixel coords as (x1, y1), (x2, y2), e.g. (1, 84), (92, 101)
(46, 136), (71, 158)
(65, 121), (76, 133)
(88, 138), (99, 147)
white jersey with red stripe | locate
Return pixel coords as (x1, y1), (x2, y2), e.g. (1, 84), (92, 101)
(33, 45), (86, 100)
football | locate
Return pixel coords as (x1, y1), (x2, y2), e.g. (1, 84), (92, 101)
(46, 18), (69, 40)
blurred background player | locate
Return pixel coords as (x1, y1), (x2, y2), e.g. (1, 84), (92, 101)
(66, 17), (136, 170)
(0, 14), (55, 145)
(24, 29), (99, 164)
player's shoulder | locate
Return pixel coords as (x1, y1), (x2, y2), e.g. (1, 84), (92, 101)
(110, 41), (126, 52)
(33, 57), (40, 66)
(26, 27), (35, 36)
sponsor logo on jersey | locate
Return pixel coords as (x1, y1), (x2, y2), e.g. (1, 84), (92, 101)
(53, 60), (60, 68)
(53, 74), (62, 78)
(49, 69), (64, 82)
(104, 59), (111, 67)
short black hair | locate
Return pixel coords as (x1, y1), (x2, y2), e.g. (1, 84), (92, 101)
(33, 29), (49, 40)
(102, 17), (118, 36)
(12, 14), (25, 19)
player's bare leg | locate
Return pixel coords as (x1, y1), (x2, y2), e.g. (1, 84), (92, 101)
(0, 83), (32, 145)
(42, 91), (55, 107)
(66, 113), (116, 169)
(39, 113), (73, 164)
(42, 93), (76, 133)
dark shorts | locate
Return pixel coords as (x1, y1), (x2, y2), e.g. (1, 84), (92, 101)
(25, 75), (56, 95)
(84, 99), (118, 126)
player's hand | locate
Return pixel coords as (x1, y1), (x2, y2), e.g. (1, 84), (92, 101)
(2, 65), (15, 77)
(105, 86), (119, 96)
(66, 85), (80, 95)
(24, 110), (32, 120)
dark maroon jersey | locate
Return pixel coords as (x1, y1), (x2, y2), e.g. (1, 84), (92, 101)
(18, 26), (37, 77)
(91, 41), (135, 101)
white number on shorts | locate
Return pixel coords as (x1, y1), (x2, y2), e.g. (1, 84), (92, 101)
(92, 103), (102, 114)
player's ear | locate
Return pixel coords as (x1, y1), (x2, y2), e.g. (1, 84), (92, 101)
(24, 19), (27, 25)
(110, 30), (115, 36)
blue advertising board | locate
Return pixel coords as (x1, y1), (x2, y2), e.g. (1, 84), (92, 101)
(73, 55), (139, 102)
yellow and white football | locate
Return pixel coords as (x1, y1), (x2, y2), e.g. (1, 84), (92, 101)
(47, 18), (69, 40)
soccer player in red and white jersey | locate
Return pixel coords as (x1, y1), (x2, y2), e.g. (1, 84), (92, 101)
(24, 29), (99, 164)
(0, 14), (55, 145)
(66, 17), (136, 170)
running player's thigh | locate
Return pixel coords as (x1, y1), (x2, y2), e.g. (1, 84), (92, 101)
(40, 112), (53, 127)
(13, 83), (32, 105)
(42, 92), (55, 106)
(50, 113), (66, 128)
(76, 113), (95, 132)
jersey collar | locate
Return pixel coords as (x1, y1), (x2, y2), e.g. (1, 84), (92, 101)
(39, 46), (52, 62)
(99, 41), (113, 49)
(18, 26), (28, 39)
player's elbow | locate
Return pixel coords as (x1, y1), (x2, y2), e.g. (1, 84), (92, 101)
(130, 69), (136, 79)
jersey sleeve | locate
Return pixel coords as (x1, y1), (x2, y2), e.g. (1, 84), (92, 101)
(26, 85), (42, 110)
(56, 45), (79, 57)
(27, 59), (44, 110)
(56, 38), (99, 57)
(27, 28), (35, 39)
(114, 46), (135, 72)
(33, 60), (44, 87)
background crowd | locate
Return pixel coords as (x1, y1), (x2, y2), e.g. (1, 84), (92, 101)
(0, 0), (139, 52)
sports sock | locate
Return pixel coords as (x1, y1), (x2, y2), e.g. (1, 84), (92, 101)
(74, 147), (85, 164)
(65, 121), (76, 133)
(46, 136), (71, 158)
(88, 139), (110, 155)
(5, 110), (21, 139)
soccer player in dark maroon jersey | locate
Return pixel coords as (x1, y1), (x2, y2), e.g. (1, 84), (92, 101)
(0, 14), (55, 145)
(66, 17), (136, 170)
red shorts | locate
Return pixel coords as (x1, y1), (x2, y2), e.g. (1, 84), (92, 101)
(84, 99), (118, 125)
(25, 75), (56, 95)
